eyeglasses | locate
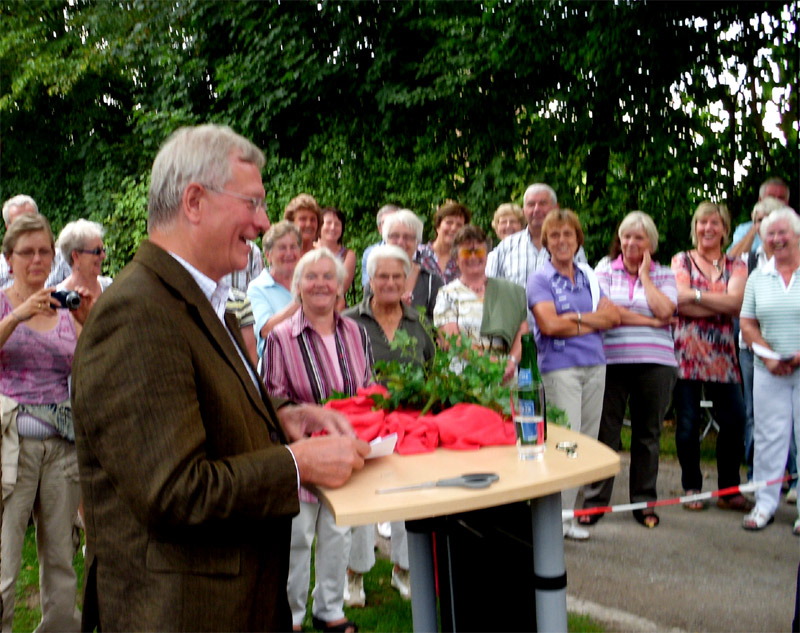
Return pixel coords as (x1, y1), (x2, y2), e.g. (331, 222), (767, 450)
(387, 232), (417, 243)
(458, 246), (487, 259)
(78, 247), (106, 256)
(205, 187), (267, 213)
(13, 248), (53, 259)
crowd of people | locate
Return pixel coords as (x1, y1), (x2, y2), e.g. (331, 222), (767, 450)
(0, 122), (797, 633)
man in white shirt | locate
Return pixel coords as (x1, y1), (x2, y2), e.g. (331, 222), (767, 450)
(486, 183), (586, 287)
(486, 184), (586, 329)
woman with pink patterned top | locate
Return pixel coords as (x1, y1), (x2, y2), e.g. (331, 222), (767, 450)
(671, 201), (751, 513)
(0, 214), (93, 632)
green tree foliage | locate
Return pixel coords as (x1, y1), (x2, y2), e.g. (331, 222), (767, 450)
(1, 1), (796, 273)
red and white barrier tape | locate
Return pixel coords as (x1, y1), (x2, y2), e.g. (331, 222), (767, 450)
(562, 474), (798, 520)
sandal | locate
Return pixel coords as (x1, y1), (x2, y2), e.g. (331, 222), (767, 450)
(312, 617), (358, 633)
(682, 490), (706, 511)
(742, 508), (773, 530)
(577, 512), (603, 526)
(717, 493), (754, 512)
(632, 509), (660, 528)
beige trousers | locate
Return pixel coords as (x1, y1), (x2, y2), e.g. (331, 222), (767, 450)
(541, 363), (606, 515)
(1, 437), (81, 633)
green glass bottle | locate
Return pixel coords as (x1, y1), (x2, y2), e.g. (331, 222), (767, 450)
(516, 333), (546, 444)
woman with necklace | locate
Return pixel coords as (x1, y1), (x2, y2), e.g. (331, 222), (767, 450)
(528, 208), (620, 540)
(580, 212), (678, 529)
(55, 219), (113, 299)
(740, 207), (800, 534)
(671, 201), (751, 512)
(342, 245), (435, 606)
(0, 214), (92, 631)
(418, 201), (470, 283)
(434, 225), (528, 383)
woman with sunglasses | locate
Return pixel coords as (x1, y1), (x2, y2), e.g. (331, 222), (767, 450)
(433, 225), (528, 382)
(56, 219), (112, 299)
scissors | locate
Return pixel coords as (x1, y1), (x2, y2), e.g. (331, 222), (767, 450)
(376, 472), (499, 494)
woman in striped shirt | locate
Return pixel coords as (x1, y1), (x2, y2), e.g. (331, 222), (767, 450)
(263, 247), (372, 633)
(581, 212), (678, 529)
(740, 208), (800, 534)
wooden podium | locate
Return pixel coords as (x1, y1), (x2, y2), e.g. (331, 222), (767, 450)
(315, 425), (620, 632)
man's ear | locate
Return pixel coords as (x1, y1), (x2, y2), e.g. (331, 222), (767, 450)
(183, 182), (206, 225)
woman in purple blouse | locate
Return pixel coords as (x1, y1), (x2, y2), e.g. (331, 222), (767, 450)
(262, 247), (372, 633)
(527, 208), (620, 540)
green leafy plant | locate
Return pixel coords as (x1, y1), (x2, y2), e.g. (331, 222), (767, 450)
(546, 403), (568, 427)
(369, 325), (512, 417)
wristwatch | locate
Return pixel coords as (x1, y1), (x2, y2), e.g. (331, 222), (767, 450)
(694, 289), (702, 304)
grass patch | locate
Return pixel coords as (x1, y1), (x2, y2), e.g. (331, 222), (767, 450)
(298, 544), (602, 632)
(14, 525), (605, 633)
(568, 612), (607, 632)
(12, 524), (83, 632)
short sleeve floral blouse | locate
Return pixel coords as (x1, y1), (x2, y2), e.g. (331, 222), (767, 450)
(670, 251), (746, 383)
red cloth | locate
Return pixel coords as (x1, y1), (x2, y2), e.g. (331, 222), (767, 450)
(323, 386), (516, 454)
(435, 403), (516, 449)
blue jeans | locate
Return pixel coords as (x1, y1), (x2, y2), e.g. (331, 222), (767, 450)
(739, 347), (755, 480)
(673, 379), (745, 492)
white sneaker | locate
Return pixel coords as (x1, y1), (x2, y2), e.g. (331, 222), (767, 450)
(786, 487), (797, 504)
(563, 520), (590, 540)
(377, 522), (391, 539)
(344, 572), (365, 607)
(391, 567), (411, 600)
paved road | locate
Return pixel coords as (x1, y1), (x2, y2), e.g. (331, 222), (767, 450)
(563, 454), (799, 632)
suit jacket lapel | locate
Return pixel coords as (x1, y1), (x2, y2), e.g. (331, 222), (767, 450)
(134, 241), (283, 436)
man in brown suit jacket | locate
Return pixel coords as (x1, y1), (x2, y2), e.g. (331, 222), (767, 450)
(71, 124), (369, 631)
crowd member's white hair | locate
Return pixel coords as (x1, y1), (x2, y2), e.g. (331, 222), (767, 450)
(366, 244), (411, 279)
(56, 219), (106, 266)
(2, 194), (38, 225)
(523, 183), (557, 206)
(750, 196), (785, 222)
(291, 247), (345, 304)
(148, 124), (265, 232)
(381, 209), (424, 246)
(617, 211), (660, 253)
(760, 207), (800, 239)
(376, 204), (399, 230)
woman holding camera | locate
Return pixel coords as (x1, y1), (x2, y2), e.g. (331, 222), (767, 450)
(0, 214), (92, 631)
